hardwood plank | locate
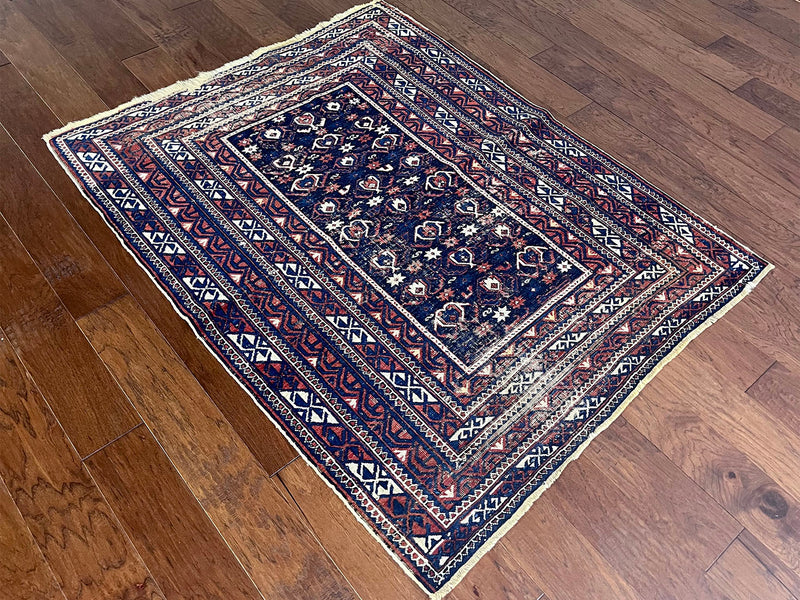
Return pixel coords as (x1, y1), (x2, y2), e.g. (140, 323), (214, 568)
(0, 478), (65, 600)
(0, 67), (297, 473)
(123, 46), (193, 91)
(707, 0), (800, 45)
(615, 398), (800, 574)
(78, 296), (357, 600)
(663, 0), (800, 67)
(564, 103), (800, 275)
(746, 361), (800, 435)
(533, 45), (800, 230)
(259, 0), (332, 34)
(498, 486), (642, 600)
(0, 49), (8, 66)
(209, 0), (296, 46)
(707, 35), (800, 101)
(705, 538), (796, 600)
(766, 126), (800, 164)
(12, 0), (150, 107)
(0, 332), (162, 600)
(276, 460), (427, 600)
(445, 542), (545, 600)
(7, 0), (154, 60)
(428, 0), (553, 57)
(0, 4), (107, 123)
(738, 528), (800, 597)
(545, 421), (740, 599)
(0, 86), (127, 317)
(735, 77), (800, 128)
(85, 426), (264, 600)
(528, 0), (784, 139)
(585, 0), (753, 90)
(391, 0), (591, 118)
(0, 215), (140, 457)
(618, 0), (726, 47)
(174, 0), (261, 63)
(113, 0), (229, 74)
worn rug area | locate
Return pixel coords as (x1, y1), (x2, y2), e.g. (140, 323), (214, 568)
(46, 2), (771, 596)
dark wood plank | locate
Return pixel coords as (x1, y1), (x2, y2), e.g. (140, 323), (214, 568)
(123, 46), (193, 91)
(0, 214), (140, 457)
(391, 0), (591, 119)
(208, 0), (296, 46)
(583, 0), (753, 90)
(707, 35), (800, 101)
(0, 478), (65, 600)
(7, 0), (154, 60)
(664, 0), (800, 67)
(738, 528), (800, 597)
(0, 4), (107, 123)
(174, 0), (261, 63)
(705, 538), (796, 600)
(746, 361), (800, 435)
(276, 460), (426, 600)
(78, 296), (357, 600)
(0, 64), (297, 473)
(0, 80), (128, 317)
(707, 0), (800, 45)
(527, 0), (784, 139)
(113, 0), (229, 74)
(735, 77), (800, 128)
(0, 332), (162, 600)
(259, 0), (332, 34)
(425, 0), (553, 57)
(533, 45), (800, 228)
(85, 426), (264, 600)
(12, 0), (150, 107)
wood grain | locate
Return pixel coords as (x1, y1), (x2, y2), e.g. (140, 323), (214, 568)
(85, 426), (264, 600)
(0, 478), (65, 600)
(0, 332), (162, 600)
(706, 538), (796, 600)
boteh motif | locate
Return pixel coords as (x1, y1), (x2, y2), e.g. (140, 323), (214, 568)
(47, 2), (770, 595)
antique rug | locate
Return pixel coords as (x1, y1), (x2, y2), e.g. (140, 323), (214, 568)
(46, 2), (771, 596)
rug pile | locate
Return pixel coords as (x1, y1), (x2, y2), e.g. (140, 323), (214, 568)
(47, 2), (770, 595)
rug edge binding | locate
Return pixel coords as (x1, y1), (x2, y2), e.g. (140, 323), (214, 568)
(40, 2), (777, 595)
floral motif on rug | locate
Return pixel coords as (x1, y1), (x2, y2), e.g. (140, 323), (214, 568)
(46, 2), (770, 595)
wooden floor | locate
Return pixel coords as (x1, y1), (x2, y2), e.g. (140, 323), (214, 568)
(0, 0), (798, 597)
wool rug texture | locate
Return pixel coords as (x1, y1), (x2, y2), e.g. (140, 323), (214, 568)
(46, 2), (771, 595)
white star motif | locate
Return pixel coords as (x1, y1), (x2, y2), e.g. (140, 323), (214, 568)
(557, 261), (572, 273)
(460, 223), (479, 237)
(326, 219), (344, 232)
(493, 306), (511, 322)
(403, 175), (419, 186)
(367, 195), (384, 207)
(387, 273), (406, 287)
(424, 247), (442, 260)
